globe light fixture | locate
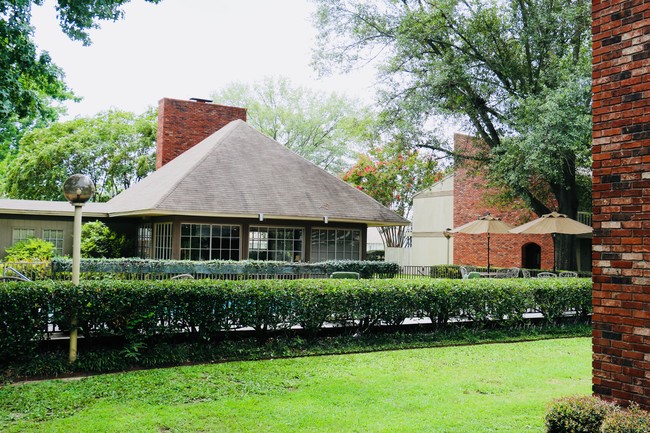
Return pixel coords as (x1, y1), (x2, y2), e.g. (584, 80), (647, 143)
(443, 228), (453, 264)
(63, 174), (95, 204)
(62, 174), (95, 363)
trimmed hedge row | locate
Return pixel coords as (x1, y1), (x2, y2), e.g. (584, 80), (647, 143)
(50, 258), (401, 279)
(0, 277), (591, 364)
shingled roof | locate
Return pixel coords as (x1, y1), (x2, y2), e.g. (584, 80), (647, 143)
(107, 120), (408, 227)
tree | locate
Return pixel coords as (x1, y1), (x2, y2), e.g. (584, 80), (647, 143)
(0, 109), (157, 202)
(343, 141), (444, 247)
(212, 76), (376, 173)
(313, 0), (591, 269)
(0, 0), (161, 155)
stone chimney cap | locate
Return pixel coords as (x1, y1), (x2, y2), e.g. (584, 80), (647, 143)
(189, 97), (213, 103)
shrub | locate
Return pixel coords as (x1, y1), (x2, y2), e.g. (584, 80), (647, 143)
(330, 272), (360, 279)
(545, 395), (618, 433)
(4, 238), (55, 261)
(366, 250), (385, 261)
(601, 403), (650, 433)
(50, 258), (401, 280)
(0, 282), (51, 364)
(429, 265), (461, 279)
(0, 277), (592, 365)
(80, 221), (130, 258)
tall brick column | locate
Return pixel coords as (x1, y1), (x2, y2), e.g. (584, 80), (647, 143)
(156, 98), (247, 169)
(592, 0), (650, 408)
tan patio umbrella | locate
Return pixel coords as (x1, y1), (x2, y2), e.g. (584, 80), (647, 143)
(452, 214), (514, 273)
(509, 211), (592, 272)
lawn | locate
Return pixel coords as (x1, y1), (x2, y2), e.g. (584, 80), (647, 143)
(0, 337), (591, 432)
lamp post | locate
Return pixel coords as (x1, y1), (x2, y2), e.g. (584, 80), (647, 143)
(63, 174), (95, 362)
(443, 228), (452, 265)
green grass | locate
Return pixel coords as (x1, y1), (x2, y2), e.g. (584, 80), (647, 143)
(0, 337), (591, 432)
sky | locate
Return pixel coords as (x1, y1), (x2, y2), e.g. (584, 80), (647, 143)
(31, 0), (378, 119)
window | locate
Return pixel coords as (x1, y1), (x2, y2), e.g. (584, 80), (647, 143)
(310, 228), (361, 262)
(137, 224), (153, 258)
(43, 229), (64, 256)
(249, 226), (303, 262)
(12, 228), (35, 244)
(180, 223), (240, 260)
(153, 222), (173, 260)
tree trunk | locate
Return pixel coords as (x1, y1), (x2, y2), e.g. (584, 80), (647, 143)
(378, 226), (406, 248)
(552, 156), (579, 271)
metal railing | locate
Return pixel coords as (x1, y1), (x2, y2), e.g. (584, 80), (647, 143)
(0, 261), (591, 282)
(577, 212), (592, 226)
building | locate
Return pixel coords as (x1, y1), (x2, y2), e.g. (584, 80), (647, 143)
(0, 98), (408, 262)
(388, 134), (591, 271)
(591, 0), (650, 409)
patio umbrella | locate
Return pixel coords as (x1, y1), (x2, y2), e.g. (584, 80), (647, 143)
(509, 211), (592, 272)
(452, 214), (514, 273)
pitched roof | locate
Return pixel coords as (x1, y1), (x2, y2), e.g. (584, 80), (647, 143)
(0, 199), (109, 217)
(107, 120), (408, 226)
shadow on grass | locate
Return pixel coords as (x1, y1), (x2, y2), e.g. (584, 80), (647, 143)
(3, 320), (591, 384)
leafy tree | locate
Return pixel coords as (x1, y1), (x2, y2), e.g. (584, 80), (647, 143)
(313, 0), (591, 269)
(343, 141), (444, 247)
(0, 0), (161, 155)
(0, 109), (157, 201)
(81, 221), (130, 258)
(212, 76), (376, 173)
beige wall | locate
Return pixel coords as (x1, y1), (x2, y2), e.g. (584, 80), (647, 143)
(393, 175), (455, 266)
(0, 217), (74, 259)
(385, 246), (412, 265)
(413, 175), (455, 266)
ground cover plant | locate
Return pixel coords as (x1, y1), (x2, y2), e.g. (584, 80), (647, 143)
(6, 323), (591, 381)
(0, 337), (591, 432)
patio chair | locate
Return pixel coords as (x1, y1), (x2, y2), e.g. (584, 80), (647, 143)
(521, 269), (531, 278)
(508, 267), (520, 278)
(559, 271), (578, 277)
(460, 266), (469, 279)
(536, 272), (557, 278)
(494, 268), (510, 278)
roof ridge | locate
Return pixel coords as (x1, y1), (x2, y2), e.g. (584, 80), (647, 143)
(152, 120), (243, 208)
(234, 126), (408, 223)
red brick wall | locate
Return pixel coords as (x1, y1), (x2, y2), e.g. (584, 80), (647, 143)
(156, 98), (247, 169)
(452, 134), (554, 269)
(592, 0), (650, 408)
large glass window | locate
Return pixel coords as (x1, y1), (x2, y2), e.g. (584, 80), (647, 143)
(137, 224), (153, 258)
(43, 229), (64, 256)
(12, 228), (35, 244)
(180, 223), (240, 261)
(154, 222), (173, 260)
(310, 228), (361, 262)
(249, 226), (303, 262)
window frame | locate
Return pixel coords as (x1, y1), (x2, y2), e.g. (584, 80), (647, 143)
(180, 223), (241, 261)
(310, 227), (362, 262)
(42, 229), (65, 256)
(12, 228), (36, 244)
(249, 225), (304, 262)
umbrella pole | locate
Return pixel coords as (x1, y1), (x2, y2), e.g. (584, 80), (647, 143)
(552, 233), (556, 273)
(487, 233), (491, 274)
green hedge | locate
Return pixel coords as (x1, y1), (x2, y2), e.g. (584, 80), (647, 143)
(546, 396), (650, 433)
(0, 277), (591, 364)
(50, 258), (400, 279)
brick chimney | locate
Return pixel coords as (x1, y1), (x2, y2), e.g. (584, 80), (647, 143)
(156, 97), (247, 169)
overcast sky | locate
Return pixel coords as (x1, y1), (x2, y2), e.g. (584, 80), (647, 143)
(31, 0), (378, 119)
